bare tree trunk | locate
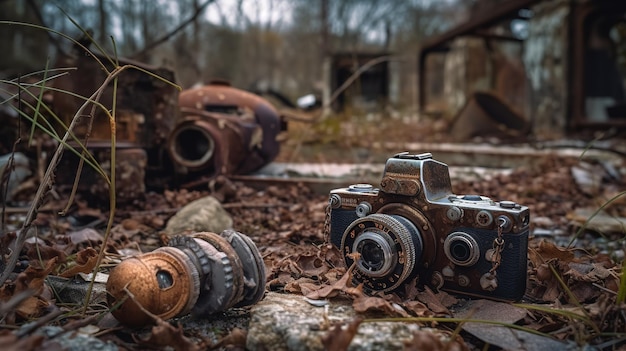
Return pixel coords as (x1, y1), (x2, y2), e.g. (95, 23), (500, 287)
(98, 0), (106, 44)
(320, 0), (331, 116)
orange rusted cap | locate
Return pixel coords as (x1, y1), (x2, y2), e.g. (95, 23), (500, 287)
(106, 247), (200, 328)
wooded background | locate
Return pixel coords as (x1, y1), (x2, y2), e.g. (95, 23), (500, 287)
(0, 0), (474, 102)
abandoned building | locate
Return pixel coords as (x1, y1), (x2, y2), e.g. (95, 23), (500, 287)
(418, 0), (626, 139)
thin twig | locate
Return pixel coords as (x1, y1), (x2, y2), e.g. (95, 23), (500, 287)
(131, 0), (216, 59)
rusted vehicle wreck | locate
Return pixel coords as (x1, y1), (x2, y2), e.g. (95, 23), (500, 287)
(42, 50), (284, 200)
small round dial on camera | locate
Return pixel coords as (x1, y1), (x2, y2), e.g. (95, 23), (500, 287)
(443, 231), (480, 267)
(341, 213), (423, 292)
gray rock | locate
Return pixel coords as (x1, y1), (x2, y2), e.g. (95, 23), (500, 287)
(46, 275), (108, 306)
(33, 325), (118, 351)
(570, 208), (626, 234)
(165, 196), (233, 235)
(455, 299), (574, 351)
(247, 292), (439, 351)
(532, 216), (555, 228)
(570, 163), (603, 196)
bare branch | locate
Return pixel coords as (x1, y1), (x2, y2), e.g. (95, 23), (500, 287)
(131, 0), (215, 59)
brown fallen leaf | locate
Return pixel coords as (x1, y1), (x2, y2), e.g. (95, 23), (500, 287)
(0, 258), (57, 323)
(529, 240), (575, 267)
(321, 318), (363, 351)
(211, 327), (247, 350)
(0, 330), (44, 351)
(305, 260), (363, 300)
(416, 286), (454, 316)
(135, 319), (201, 351)
(403, 330), (469, 351)
(24, 241), (67, 263)
(403, 300), (434, 317)
(296, 253), (330, 277)
(352, 295), (408, 317)
(59, 247), (99, 278)
(284, 277), (320, 295)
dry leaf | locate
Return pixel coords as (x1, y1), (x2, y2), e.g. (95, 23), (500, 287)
(529, 241), (575, 267)
(59, 247), (99, 278)
(403, 300), (434, 317)
(305, 264), (363, 300)
(211, 327), (247, 350)
(404, 330), (469, 351)
(321, 318), (363, 351)
(416, 286), (453, 316)
(0, 330), (44, 351)
(352, 295), (408, 317)
(136, 320), (201, 351)
(296, 254), (329, 277)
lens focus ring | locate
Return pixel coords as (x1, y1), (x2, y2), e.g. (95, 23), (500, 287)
(341, 213), (421, 293)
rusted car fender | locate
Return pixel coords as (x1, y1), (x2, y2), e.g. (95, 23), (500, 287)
(168, 81), (283, 179)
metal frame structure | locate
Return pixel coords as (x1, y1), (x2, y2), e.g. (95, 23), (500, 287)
(418, 0), (626, 133)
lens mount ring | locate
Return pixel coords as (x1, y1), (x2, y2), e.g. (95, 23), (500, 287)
(444, 232), (480, 267)
(341, 213), (420, 293)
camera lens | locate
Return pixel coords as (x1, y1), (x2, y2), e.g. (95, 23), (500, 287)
(341, 213), (423, 292)
(444, 232), (480, 266)
(353, 231), (396, 277)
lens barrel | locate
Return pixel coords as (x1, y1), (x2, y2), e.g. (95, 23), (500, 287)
(106, 230), (265, 327)
(341, 213), (423, 293)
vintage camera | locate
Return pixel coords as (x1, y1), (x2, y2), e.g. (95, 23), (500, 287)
(106, 230), (266, 327)
(327, 152), (530, 301)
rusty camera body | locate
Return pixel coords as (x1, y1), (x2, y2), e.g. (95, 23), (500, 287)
(327, 152), (530, 301)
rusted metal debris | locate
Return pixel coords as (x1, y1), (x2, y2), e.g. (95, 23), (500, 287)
(106, 230), (266, 328)
(30, 49), (285, 202)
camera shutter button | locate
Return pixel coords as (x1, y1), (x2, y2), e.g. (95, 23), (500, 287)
(499, 201), (517, 209)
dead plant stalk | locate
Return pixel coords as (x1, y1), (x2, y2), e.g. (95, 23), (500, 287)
(0, 65), (129, 290)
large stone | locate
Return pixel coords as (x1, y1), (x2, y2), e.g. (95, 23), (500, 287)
(247, 292), (439, 351)
(164, 196), (233, 235)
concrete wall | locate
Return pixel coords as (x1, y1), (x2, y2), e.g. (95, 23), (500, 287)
(523, 0), (570, 137)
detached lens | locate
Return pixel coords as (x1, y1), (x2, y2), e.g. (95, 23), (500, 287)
(106, 230), (265, 328)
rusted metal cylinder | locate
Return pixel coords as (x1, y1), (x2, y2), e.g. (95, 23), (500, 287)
(168, 118), (225, 176)
(106, 230), (266, 328)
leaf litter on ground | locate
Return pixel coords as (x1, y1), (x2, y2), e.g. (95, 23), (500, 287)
(0, 150), (625, 350)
